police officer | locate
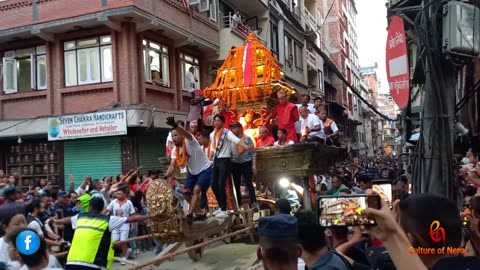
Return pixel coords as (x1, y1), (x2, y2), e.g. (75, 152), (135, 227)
(249, 215), (302, 270)
(55, 197), (155, 270)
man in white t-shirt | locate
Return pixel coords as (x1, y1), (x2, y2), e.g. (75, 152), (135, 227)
(184, 67), (197, 95)
(298, 105), (325, 144)
(165, 117), (214, 224)
(105, 185), (135, 264)
(210, 114), (253, 218)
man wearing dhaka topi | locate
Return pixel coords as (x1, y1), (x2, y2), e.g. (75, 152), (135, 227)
(265, 88), (299, 142)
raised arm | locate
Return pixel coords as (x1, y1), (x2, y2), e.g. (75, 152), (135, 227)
(54, 216), (73, 225)
(166, 116), (193, 141)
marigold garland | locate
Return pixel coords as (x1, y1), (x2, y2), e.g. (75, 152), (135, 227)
(175, 139), (188, 167)
(203, 145), (212, 159)
(212, 128), (224, 149)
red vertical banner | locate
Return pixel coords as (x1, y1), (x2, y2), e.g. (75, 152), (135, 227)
(243, 42), (254, 87)
(386, 16), (410, 109)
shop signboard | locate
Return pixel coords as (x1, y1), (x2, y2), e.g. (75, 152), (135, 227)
(48, 110), (127, 141)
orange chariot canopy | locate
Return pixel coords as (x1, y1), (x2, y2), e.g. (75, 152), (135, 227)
(204, 33), (295, 108)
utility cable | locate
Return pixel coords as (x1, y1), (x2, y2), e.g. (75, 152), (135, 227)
(274, 0), (398, 121)
(304, 0), (337, 36)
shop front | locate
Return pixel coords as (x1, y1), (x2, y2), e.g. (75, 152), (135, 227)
(47, 110), (128, 188)
(0, 139), (63, 189)
(0, 106), (187, 189)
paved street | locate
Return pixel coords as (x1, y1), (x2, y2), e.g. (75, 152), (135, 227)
(113, 241), (259, 270)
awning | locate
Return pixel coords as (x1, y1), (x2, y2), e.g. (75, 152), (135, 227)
(0, 106), (187, 139)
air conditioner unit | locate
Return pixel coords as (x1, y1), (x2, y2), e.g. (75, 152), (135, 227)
(442, 1), (480, 58)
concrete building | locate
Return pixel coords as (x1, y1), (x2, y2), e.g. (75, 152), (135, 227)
(378, 93), (400, 152)
(216, 0), (324, 96)
(360, 65), (384, 155)
(317, 0), (360, 147)
(352, 80), (373, 156)
(0, 0), (220, 188)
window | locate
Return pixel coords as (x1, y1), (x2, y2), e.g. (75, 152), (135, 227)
(318, 70), (324, 95)
(285, 35), (302, 70)
(2, 46), (47, 94)
(294, 42), (303, 70)
(64, 35), (112, 86)
(209, 0), (217, 21)
(270, 16), (279, 59)
(143, 40), (169, 87)
(284, 35), (293, 66)
(348, 93), (353, 112)
(180, 53), (200, 91)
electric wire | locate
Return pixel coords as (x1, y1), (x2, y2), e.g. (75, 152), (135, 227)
(412, 0), (457, 200)
(274, 0), (397, 121)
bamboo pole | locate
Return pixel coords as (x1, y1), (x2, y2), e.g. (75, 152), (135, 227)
(129, 225), (257, 270)
(114, 233), (162, 245)
(52, 233), (162, 257)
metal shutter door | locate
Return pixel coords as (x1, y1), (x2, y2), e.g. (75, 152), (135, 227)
(64, 137), (122, 187)
(137, 133), (167, 174)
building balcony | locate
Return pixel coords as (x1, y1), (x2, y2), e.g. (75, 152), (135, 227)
(0, 0), (219, 52)
(304, 7), (317, 30)
(223, 0), (268, 16)
(306, 50), (317, 69)
(216, 14), (267, 61)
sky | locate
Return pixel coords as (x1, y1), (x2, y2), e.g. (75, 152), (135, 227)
(356, 0), (389, 94)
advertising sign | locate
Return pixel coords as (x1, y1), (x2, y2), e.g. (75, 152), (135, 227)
(48, 110), (127, 141)
(386, 16), (410, 109)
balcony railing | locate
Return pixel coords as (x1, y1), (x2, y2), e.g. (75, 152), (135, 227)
(307, 50), (317, 67)
(304, 8), (317, 30)
(222, 13), (267, 45)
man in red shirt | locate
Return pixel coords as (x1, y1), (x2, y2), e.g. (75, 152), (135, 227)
(256, 126), (275, 147)
(266, 89), (299, 142)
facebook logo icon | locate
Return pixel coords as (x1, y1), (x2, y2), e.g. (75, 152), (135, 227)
(16, 230), (41, 255)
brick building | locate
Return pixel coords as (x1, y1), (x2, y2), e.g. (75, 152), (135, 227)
(317, 0), (360, 147)
(360, 65), (385, 155)
(0, 0), (220, 188)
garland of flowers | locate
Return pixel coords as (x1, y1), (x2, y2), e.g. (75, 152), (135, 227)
(212, 128), (224, 149)
(175, 139), (187, 167)
(204, 33), (282, 107)
(204, 144), (212, 159)
(235, 136), (246, 155)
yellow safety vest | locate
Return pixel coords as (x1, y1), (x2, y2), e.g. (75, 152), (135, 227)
(67, 213), (114, 269)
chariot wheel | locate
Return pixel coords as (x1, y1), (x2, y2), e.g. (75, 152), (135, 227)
(186, 238), (205, 261)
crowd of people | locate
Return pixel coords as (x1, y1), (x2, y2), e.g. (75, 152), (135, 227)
(0, 169), (164, 269)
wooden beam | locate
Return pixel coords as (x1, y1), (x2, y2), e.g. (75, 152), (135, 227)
(31, 28), (54, 42)
(97, 15), (122, 32)
(136, 19), (160, 33)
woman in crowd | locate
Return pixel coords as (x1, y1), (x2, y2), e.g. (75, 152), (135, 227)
(0, 212), (26, 270)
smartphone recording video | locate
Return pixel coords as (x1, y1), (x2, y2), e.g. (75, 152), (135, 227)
(317, 195), (380, 227)
(372, 180), (392, 206)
